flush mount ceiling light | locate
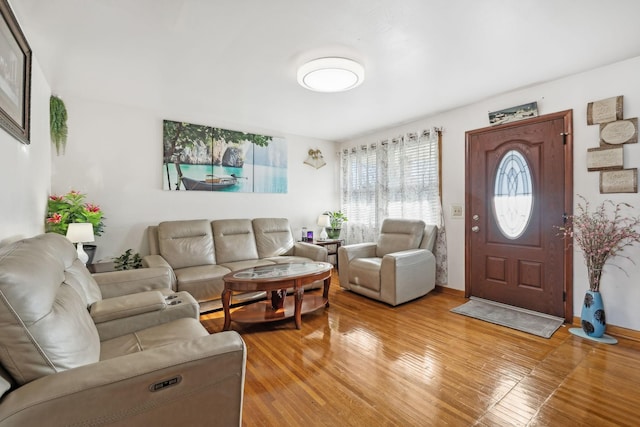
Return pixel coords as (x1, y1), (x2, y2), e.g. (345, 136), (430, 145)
(297, 57), (364, 93)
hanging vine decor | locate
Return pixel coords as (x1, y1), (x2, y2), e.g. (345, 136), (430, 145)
(50, 95), (68, 155)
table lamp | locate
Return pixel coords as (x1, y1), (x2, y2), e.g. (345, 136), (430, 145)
(66, 223), (95, 265)
(317, 214), (331, 241)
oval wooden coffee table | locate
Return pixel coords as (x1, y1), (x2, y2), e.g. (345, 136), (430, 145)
(222, 262), (333, 330)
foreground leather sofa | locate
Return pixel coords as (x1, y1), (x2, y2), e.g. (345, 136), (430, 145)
(0, 233), (246, 426)
(338, 219), (437, 306)
(145, 218), (328, 312)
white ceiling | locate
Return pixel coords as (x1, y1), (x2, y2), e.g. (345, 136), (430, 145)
(11, 0), (640, 142)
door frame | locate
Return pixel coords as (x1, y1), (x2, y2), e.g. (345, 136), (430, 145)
(464, 110), (574, 322)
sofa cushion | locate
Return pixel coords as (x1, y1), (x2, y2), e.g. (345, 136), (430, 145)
(100, 318), (209, 360)
(218, 259), (275, 272)
(376, 219), (426, 257)
(263, 255), (312, 264)
(212, 219), (259, 264)
(0, 234), (101, 385)
(173, 264), (230, 303)
(158, 219), (215, 269)
(253, 218), (295, 258)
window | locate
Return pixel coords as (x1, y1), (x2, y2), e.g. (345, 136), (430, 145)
(340, 130), (441, 243)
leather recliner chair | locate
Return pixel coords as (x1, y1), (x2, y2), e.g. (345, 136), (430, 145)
(337, 218), (437, 306)
(0, 233), (246, 426)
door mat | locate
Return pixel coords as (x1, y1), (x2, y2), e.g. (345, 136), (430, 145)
(451, 297), (564, 339)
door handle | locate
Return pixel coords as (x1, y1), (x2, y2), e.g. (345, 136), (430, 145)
(471, 226), (480, 233)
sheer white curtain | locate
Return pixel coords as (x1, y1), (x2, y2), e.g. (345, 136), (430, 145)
(340, 129), (448, 286)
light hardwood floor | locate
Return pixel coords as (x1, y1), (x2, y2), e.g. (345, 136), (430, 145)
(201, 271), (640, 426)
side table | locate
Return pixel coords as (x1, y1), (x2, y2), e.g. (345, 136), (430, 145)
(87, 262), (116, 273)
(311, 239), (342, 270)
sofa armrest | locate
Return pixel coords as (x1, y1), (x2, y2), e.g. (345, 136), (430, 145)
(0, 332), (246, 427)
(380, 249), (436, 305)
(143, 254), (172, 269)
(90, 290), (167, 323)
(338, 242), (377, 263)
(293, 242), (328, 262)
(93, 266), (175, 298)
(94, 291), (200, 341)
(337, 242), (377, 289)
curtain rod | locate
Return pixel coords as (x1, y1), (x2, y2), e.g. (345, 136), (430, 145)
(342, 127), (442, 153)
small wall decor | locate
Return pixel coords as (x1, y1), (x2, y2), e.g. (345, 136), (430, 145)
(50, 95), (68, 155)
(0, 0), (32, 144)
(489, 102), (538, 125)
(162, 120), (288, 193)
(587, 95), (623, 125)
(599, 168), (638, 194)
(599, 118), (638, 146)
(587, 146), (624, 171)
(303, 148), (326, 169)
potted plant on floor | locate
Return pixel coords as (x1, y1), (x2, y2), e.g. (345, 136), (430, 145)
(323, 210), (348, 239)
(113, 249), (143, 270)
(558, 195), (640, 338)
(45, 190), (105, 264)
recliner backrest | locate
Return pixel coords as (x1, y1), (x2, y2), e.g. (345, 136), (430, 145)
(0, 234), (101, 386)
(157, 220), (216, 269)
(253, 218), (295, 258)
(419, 224), (438, 252)
(375, 219), (426, 257)
(212, 219), (259, 263)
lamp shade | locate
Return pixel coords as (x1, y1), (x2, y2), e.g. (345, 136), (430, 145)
(317, 215), (331, 228)
(66, 223), (95, 243)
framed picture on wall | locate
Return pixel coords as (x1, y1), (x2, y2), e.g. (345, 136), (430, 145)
(0, 0), (31, 144)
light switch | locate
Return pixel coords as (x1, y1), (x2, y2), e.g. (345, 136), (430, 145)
(450, 204), (464, 218)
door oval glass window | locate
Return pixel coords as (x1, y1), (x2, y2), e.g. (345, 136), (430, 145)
(493, 149), (533, 239)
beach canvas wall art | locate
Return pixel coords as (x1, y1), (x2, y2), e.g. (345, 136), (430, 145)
(162, 120), (287, 193)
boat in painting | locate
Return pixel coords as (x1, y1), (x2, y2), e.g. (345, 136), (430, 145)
(181, 174), (240, 191)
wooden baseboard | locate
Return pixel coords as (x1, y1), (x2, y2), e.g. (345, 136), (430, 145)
(572, 316), (640, 342)
(434, 285), (465, 297)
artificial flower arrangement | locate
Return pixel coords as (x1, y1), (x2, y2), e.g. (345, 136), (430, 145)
(45, 190), (105, 236)
(558, 195), (640, 292)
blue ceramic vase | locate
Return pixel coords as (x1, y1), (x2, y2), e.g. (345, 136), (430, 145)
(581, 291), (606, 338)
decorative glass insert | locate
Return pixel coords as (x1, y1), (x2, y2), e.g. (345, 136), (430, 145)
(493, 150), (533, 239)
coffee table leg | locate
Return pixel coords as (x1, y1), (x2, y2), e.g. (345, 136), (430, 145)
(294, 287), (304, 329)
(222, 288), (232, 331)
(323, 274), (331, 308)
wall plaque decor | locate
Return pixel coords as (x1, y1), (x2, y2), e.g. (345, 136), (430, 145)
(586, 146), (624, 171)
(599, 118), (638, 145)
(489, 102), (538, 125)
(162, 120), (288, 193)
(587, 95), (623, 125)
(0, 0), (32, 144)
(599, 168), (638, 193)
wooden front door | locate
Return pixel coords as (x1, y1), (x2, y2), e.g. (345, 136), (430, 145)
(465, 110), (573, 320)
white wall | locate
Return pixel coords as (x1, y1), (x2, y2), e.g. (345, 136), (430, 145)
(343, 56), (640, 331)
(50, 96), (340, 261)
(0, 56), (51, 246)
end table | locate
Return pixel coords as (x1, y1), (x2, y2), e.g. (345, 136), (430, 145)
(311, 239), (342, 270)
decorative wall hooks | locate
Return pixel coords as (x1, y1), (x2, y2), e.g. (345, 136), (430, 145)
(304, 148), (326, 169)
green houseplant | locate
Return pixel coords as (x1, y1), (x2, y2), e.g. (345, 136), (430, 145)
(50, 95), (68, 155)
(45, 190), (105, 236)
(324, 211), (348, 239)
(113, 249), (143, 270)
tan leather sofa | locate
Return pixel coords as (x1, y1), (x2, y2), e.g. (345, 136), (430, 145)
(0, 233), (246, 426)
(338, 219), (437, 306)
(144, 218), (328, 312)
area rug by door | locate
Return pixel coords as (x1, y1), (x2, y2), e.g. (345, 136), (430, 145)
(450, 297), (564, 338)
